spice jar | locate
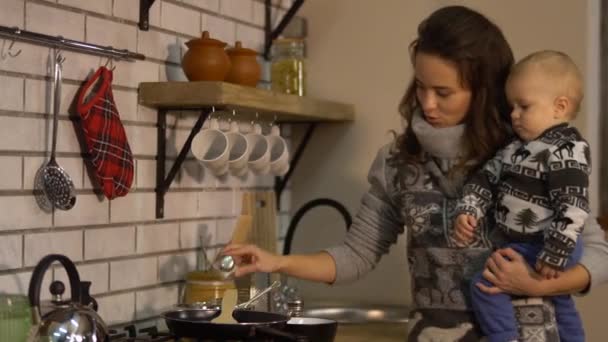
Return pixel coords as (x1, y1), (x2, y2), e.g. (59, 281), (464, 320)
(270, 38), (306, 96)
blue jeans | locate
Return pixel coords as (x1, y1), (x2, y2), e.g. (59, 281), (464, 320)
(470, 240), (584, 342)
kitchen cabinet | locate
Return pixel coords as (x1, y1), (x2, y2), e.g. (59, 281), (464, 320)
(138, 81), (355, 218)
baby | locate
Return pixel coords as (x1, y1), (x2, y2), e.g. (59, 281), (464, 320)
(454, 50), (589, 342)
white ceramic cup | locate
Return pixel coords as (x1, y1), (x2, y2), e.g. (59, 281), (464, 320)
(267, 125), (289, 176)
(191, 118), (230, 176)
(246, 123), (271, 174)
(226, 121), (250, 177)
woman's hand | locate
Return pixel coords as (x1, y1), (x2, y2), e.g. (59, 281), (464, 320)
(476, 247), (545, 296)
(222, 244), (284, 277)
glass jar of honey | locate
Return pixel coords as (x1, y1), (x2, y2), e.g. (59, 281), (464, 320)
(271, 38), (306, 96)
(184, 270), (235, 305)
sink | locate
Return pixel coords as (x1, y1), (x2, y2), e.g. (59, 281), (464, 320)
(302, 305), (409, 324)
(302, 305), (410, 342)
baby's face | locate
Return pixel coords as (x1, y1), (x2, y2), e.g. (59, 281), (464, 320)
(506, 72), (568, 141)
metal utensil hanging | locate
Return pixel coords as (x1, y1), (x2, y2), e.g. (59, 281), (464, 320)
(35, 51), (77, 210)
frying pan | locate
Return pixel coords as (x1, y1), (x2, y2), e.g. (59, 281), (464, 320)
(162, 308), (306, 341)
(286, 317), (338, 342)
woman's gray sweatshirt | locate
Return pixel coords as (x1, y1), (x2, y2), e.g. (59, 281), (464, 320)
(325, 143), (608, 341)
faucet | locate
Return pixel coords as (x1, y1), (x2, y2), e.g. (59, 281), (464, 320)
(283, 198), (352, 255)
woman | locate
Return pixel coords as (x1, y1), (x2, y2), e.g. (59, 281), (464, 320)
(224, 6), (608, 341)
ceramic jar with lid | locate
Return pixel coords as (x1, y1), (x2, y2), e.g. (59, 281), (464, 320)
(182, 31), (231, 81)
(226, 41), (261, 87)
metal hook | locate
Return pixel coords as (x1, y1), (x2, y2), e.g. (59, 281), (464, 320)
(269, 114), (277, 128)
(229, 109), (236, 123)
(0, 40), (7, 60)
(104, 57), (116, 71)
(54, 48), (65, 68)
(7, 39), (21, 58)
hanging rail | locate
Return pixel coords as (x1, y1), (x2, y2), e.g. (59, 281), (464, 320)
(0, 25), (145, 61)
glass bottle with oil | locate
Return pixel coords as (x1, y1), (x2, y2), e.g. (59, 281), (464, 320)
(271, 38), (306, 96)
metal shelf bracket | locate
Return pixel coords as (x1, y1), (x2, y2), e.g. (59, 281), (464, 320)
(274, 123), (316, 210)
(155, 107), (212, 218)
(263, 0), (305, 60)
(139, 0), (157, 31)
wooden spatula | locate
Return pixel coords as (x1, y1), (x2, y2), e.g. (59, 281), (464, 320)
(230, 214), (253, 244)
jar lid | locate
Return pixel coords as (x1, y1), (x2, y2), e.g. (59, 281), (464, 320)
(271, 38), (306, 58)
(227, 41), (258, 56)
(186, 269), (233, 284)
(186, 31), (227, 48)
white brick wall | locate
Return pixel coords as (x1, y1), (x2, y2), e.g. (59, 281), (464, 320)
(0, 75), (24, 112)
(26, 3), (85, 41)
(0, 235), (23, 270)
(136, 223), (179, 254)
(58, 0), (112, 15)
(1, 0), (24, 28)
(85, 226), (136, 260)
(0, 0), (292, 328)
(135, 285), (180, 320)
(161, 2), (201, 37)
(110, 257), (157, 291)
(0, 157), (23, 190)
(97, 292), (136, 325)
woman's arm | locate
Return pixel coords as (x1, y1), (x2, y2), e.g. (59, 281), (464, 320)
(577, 216), (608, 291)
(478, 216), (608, 296)
(223, 244), (337, 283)
(225, 143), (404, 284)
(476, 247), (589, 296)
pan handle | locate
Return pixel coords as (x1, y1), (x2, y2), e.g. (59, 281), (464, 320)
(255, 325), (307, 341)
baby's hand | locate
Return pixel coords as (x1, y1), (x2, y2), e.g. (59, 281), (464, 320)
(535, 260), (561, 279)
(453, 214), (477, 246)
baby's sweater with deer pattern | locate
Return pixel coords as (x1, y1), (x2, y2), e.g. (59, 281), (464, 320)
(457, 123), (590, 269)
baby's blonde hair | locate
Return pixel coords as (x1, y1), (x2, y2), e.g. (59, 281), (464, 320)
(511, 50), (584, 117)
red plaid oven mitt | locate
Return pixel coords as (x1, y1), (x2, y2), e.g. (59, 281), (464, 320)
(76, 66), (134, 199)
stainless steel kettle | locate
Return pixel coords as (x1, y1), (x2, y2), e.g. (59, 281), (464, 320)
(28, 254), (109, 342)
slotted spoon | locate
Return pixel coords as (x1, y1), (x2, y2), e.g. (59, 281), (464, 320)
(35, 51), (76, 210)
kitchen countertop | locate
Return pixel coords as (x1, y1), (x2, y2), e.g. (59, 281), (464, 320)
(334, 322), (407, 342)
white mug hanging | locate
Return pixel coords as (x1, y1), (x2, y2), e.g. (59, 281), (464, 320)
(191, 117), (230, 176)
(246, 120), (270, 174)
(226, 120), (250, 177)
(267, 124), (289, 176)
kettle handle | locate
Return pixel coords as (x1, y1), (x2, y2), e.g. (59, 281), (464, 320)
(28, 254), (81, 315)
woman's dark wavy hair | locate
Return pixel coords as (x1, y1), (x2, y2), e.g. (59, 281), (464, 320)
(389, 6), (514, 174)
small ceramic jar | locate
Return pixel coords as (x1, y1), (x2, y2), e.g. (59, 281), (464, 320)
(225, 41), (261, 87)
(182, 31), (231, 81)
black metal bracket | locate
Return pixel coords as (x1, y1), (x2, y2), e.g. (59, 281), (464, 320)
(156, 108), (212, 218)
(263, 0), (305, 60)
(274, 123), (316, 210)
(154, 108), (317, 218)
(139, 0), (157, 31)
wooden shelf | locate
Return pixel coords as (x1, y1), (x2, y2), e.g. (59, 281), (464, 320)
(138, 81), (355, 122)
(139, 81), (354, 219)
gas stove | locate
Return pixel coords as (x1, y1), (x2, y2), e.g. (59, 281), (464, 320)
(108, 325), (174, 342)
(107, 324), (283, 342)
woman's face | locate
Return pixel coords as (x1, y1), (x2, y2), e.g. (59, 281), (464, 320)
(414, 52), (472, 128)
